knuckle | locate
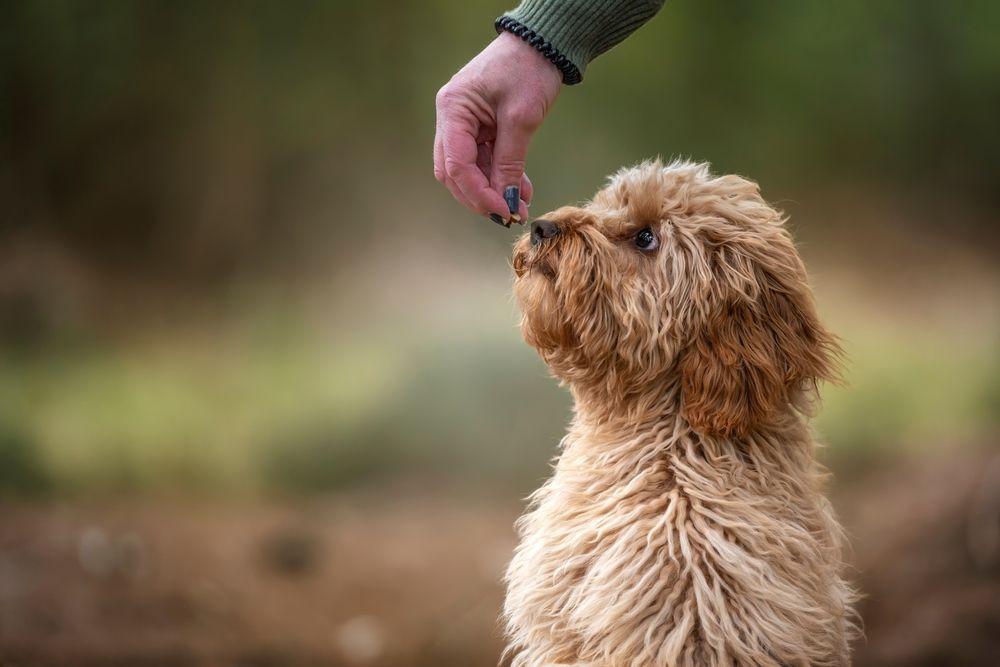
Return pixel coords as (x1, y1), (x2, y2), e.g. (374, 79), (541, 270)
(443, 157), (467, 179)
(494, 157), (526, 177)
(503, 103), (543, 128)
(435, 84), (459, 108)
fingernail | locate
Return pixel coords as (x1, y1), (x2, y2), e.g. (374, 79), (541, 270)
(489, 213), (510, 228)
(503, 186), (520, 216)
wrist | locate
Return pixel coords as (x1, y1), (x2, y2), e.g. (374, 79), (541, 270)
(495, 16), (580, 85)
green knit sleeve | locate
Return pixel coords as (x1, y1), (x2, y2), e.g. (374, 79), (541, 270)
(496, 0), (666, 84)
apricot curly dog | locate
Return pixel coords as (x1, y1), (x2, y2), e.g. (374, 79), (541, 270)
(505, 160), (857, 666)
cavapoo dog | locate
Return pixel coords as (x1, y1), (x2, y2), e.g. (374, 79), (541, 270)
(505, 160), (857, 666)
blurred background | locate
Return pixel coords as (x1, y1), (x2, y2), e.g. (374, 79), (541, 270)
(1, 1), (998, 665)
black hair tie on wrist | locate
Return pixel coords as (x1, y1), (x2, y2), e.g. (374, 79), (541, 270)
(495, 16), (582, 85)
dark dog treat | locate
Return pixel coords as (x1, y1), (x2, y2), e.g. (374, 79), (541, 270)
(490, 213), (510, 228)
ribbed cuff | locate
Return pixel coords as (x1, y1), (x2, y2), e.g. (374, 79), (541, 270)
(496, 0), (665, 84)
(495, 16), (582, 85)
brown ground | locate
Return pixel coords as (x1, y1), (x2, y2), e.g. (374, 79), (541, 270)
(1, 448), (998, 667)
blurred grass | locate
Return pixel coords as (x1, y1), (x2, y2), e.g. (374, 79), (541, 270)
(1, 322), (396, 492)
(0, 309), (570, 495)
(819, 323), (1000, 469)
(1, 291), (996, 496)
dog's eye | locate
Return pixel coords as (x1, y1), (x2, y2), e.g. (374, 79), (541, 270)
(634, 227), (658, 251)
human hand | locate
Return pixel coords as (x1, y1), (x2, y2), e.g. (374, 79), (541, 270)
(434, 32), (562, 226)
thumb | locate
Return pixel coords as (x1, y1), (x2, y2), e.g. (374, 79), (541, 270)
(490, 118), (533, 221)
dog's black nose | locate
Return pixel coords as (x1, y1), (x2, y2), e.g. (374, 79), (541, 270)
(531, 219), (560, 246)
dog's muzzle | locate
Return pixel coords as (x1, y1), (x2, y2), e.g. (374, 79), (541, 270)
(514, 219), (561, 279)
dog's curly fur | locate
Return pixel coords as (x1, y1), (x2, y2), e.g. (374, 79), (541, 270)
(505, 160), (857, 666)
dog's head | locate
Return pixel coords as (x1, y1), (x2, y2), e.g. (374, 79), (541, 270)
(512, 160), (839, 437)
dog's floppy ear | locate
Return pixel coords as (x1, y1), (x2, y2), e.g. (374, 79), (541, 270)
(679, 264), (839, 438)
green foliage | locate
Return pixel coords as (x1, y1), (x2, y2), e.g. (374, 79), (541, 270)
(2, 1), (998, 278)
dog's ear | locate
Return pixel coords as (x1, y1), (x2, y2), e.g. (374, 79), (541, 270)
(679, 264), (839, 438)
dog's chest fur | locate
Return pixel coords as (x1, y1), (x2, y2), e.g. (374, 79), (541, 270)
(503, 415), (853, 667)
